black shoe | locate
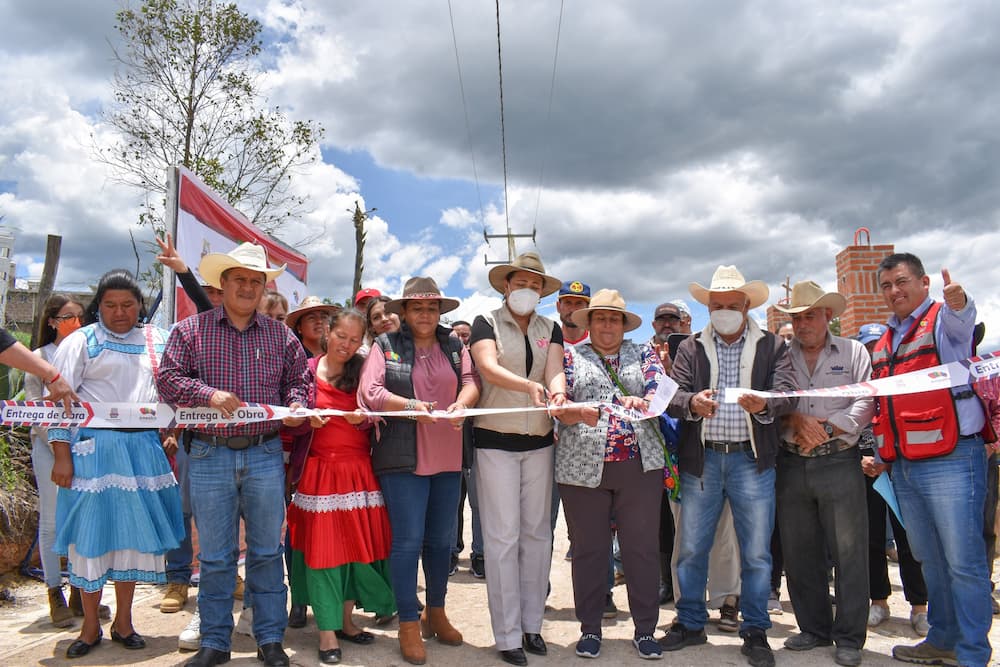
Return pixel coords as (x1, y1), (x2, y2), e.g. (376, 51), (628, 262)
(500, 647), (528, 666)
(522, 633), (547, 655)
(111, 628), (146, 649)
(449, 553), (459, 576)
(257, 642), (290, 667)
(416, 598), (425, 612)
(470, 554), (485, 578)
(184, 647), (231, 667)
(658, 581), (674, 605)
(740, 629), (775, 667)
(65, 630), (102, 658)
(318, 647), (343, 664)
(287, 604), (307, 628)
(659, 622), (707, 651)
(335, 629), (375, 645)
(783, 631), (832, 652)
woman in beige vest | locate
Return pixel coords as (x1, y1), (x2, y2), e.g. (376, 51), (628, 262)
(469, 252), (567, 667)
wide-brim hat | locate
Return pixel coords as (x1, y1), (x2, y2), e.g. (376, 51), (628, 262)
(689, 265), (769, 309)
(487, 251), (561, 297)
(386, 276), (460, 315)
(773, 280), (847, 318)
(285, 295), (341, 331)
(198, 242), (286, 289)
(570, 289), (642, 332)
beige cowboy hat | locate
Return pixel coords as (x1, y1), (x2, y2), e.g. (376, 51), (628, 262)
(689, 265), (769, 309)
(487, 251), (562, 297)
(386, 276), (460, 315)
(571, 289), (642, 332)
(198, 242), (286, 289)
(773, 280), (847, 318)
(285, 295), (342, 331)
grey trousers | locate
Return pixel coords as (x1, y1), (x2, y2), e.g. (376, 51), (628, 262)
(475, 446), (554, 651)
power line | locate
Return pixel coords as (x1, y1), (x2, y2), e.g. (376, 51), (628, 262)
(446, 0), (486, 230)
(495, 0), (511, 239)
(532, 0), (565, 231)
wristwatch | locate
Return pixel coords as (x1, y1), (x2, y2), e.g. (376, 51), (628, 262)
(823, 422), (835, 438)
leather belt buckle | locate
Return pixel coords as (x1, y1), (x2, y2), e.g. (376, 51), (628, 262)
(705, 440), (749, 454)
(225, 435), (253, 450)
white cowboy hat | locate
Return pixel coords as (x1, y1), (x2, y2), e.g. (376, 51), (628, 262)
(688, 265), (769, 309)
(386, 276), (461, 315)
(570, 289), (642, 332)
(487, 251), (562, 297)
(198, 242), (286, 289)
(773, 280), (847, 318)
(285, 295), (342, 331)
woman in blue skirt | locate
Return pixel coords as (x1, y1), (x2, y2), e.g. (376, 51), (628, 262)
(49, 269), (184, 659)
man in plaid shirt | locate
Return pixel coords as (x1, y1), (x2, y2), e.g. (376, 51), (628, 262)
(158, 243), (309, 667)
(663, 266), (797, 667)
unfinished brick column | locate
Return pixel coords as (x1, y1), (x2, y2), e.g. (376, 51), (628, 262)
(836, 229), (894, 338)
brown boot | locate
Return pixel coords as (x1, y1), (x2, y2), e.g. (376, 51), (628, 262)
(68, 586), (112, 620)
(420, 606), (463, 645)
(398, 620), (427, 665)
(48, 587), (74, 628)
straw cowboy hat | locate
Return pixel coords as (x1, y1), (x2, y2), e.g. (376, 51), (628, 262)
(773, 280), (847, 318)
(571, 289), (642, 332)
(198, 242), (286, 289)
(386, 276), (460, 315)
(688, 265), (769, 309)
(285, 295), (342, 331)
(487, 251), (562, 297)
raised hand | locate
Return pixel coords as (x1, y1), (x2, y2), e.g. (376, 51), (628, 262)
(941, 268), (968, 312)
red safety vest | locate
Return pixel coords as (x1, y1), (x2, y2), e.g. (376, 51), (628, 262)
(871, 302), (960, 461)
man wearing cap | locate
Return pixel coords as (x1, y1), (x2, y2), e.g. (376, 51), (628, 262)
(870, 253), (991, 667)
(772, 281), (873, 666)
(558, 281), (592, 346)
(663, 265), (796, 667)
(158, 243), (310, 667)
(855, 323), (929, 638)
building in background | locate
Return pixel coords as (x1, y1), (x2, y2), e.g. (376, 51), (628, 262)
(0, 229), (13, 327)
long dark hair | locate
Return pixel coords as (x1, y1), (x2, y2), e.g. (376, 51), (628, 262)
(365, 295), (392, 341)
(86, 269), (148, 326)
(38, 293), (87, 347)
(326, 308), (367, 393)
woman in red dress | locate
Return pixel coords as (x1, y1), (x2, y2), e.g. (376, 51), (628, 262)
(287, 308), (395, 665)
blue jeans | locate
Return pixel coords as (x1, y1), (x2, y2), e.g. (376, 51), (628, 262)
(676, 448), (775, 632)
(893, 435), (992, 667)
(189, 436), (287, 651)
(165, 444), (193, 585)
(379, 471), (461, 622)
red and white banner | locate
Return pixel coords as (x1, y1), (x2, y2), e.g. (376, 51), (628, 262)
(170, 167), (309, 322)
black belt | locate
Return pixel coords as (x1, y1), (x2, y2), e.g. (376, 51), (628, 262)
(192, 431), (280, 450)
(704, 440), (750, 454)
(781, 439), (855, 458)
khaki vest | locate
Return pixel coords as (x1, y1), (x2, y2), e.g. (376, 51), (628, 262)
(475, 306), (556, 436)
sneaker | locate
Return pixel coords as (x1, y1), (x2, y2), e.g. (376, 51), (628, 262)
(891, 640), (958, 666)
(740, 629), (775, 667)
(233, 573), (244, 601)
(910, 611), (929, 637)
(235, 606), (254, 637)
(633, 634), (662, 660)
(178, 609), (201, 651)
(867, 603), (890, 627)
(718, 595), (739, 632)
(659, 622), (707, 651)
(602, 593), (618, 619)
(766, 589), (782, 615)
(784, 632), (832, 651)
(575, 633), (601, 658)
(835, 646), (862, 666)
(470, 554), (485, 578)
(448, 553), (459, 576)
(161, 582), (189, 613)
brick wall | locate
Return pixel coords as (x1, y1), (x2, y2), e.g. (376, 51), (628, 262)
(836, 243), (895, 338)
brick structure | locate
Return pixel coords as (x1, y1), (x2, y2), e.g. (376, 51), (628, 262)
(836, 230), (894, 338)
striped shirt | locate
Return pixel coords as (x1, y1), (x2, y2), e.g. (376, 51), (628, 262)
(703, 329), (751, 443)
(157, 307), (309, 437)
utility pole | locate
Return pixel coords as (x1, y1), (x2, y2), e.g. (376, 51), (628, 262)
(483, 227), (536, 266)
(350, 202), (376, 301)
(32, 235), (62, 349)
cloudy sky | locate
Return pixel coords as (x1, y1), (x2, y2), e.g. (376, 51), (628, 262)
(1, 0), (998, 346)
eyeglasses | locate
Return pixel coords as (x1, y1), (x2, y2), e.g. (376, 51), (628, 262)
(53, 314), (82, 322)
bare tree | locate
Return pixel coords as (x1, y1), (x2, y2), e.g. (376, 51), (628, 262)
(96, 0), (323, 236)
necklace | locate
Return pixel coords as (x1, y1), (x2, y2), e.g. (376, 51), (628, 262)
(415, 345), (436, 360)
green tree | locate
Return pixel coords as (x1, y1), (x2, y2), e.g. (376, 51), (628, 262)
(96, 0), (323, 236)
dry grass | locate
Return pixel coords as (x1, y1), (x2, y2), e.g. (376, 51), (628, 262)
(0, 429), (38, 549)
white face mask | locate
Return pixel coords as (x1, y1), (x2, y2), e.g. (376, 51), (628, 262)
(507, 288), (540, 316)
(710, 309), (745, 336)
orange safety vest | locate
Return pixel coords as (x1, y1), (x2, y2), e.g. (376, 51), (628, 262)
(871, 302), (960, 461)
